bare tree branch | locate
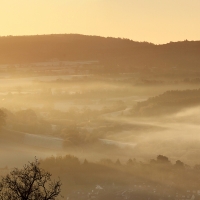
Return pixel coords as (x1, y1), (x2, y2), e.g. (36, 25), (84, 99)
(0, 158), (62, 200)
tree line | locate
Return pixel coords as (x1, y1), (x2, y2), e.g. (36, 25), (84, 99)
(40, 154), (200, 191)
(133, 89), (200, 116)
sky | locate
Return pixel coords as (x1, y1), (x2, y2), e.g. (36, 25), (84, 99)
(0, 0), (200, 44)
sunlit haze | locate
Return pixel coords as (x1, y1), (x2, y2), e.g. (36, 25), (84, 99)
(1, 0), (200, 43)
(1, 1), (200, 199)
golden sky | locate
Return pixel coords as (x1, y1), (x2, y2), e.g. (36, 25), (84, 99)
(1, 0), (200, 44)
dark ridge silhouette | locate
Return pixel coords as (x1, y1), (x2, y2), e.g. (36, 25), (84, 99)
(0, 34), (200, 71)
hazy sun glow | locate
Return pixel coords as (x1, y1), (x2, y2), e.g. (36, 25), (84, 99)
(1, 0), (200, 44)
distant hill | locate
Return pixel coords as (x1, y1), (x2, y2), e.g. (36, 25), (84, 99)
(0, 34), (200, 71)
(133, 89), (200, 116)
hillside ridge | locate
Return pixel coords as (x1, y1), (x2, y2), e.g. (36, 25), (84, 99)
(0, 34), (200, 70)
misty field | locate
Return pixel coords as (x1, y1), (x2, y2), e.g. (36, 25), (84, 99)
(1, 71), (200, 168)
(1, 61), (200, 200)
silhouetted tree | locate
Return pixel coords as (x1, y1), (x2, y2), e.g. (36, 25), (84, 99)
(175, 160), (184, 169)
(83, 159), (89, 165)
(126, 159), (133, 166)
(115, 159), (121, 165)
(0, 159), (61, 200)
(157, 155), (170, 164)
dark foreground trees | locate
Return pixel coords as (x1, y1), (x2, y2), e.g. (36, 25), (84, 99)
(0, 159), (61, 200)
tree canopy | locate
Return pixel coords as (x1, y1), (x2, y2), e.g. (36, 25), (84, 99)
(0, 159), (61, 200)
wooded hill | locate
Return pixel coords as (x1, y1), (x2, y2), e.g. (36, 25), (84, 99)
(0, 34), (200, 71)
(134, 89), (200, 116)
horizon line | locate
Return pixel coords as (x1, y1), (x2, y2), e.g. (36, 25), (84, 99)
(0, 33), (199, 45)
